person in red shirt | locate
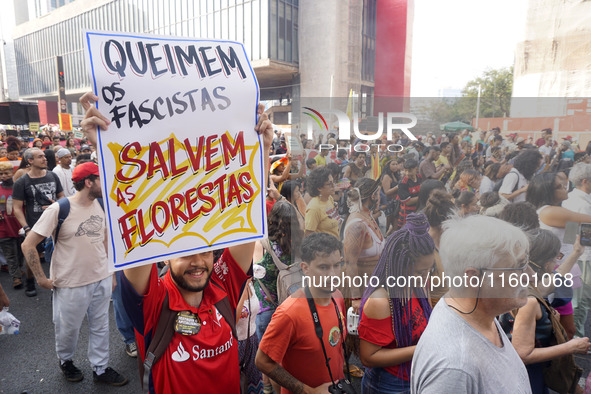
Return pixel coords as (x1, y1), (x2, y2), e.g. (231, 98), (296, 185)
(397, 159), (422, 228)
(255, 233), (348, 394)
(358, 213), (435, 393)
(0, 162), (24, 288)
(79, 93), (273, 393)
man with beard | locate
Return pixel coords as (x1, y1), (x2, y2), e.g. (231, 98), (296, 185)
(22, 161), (127, 386)
(255, 233), (347, 394)
(13, 147), (64, 296)
(78, 92), (273, 393)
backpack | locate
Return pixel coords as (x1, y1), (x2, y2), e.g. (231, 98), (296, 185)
(44, 197), (104, 263)
(258, 238), (303, 305)
(138, 279), (237, 394)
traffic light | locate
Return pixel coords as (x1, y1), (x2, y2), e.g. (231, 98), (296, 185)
(56, 56), (66, 113)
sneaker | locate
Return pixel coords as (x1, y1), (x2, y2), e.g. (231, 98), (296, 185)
(125, 342), (137, 358)
(25, 278), (37, 297)
(93, 367), (128, 386)
(12, 277), (23, 289)
(60, 360), (83, 382)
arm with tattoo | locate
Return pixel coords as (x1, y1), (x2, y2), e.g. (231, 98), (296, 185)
(255, 348), (331, 394)
(21, 231), (54, 289)
(267, 364), (306, 394)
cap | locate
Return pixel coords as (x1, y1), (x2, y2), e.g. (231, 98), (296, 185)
(72, 161), (99, 182)
(563, 136), (573, 141)
(507, 133), (517, 138)
(516, 137), (525, 144)
(270, 156), (289, 173)
(56, 148), (71, 158)
(81, 145), (91, 151)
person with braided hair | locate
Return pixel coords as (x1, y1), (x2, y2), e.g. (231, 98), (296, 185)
(358, 213), (436, 393)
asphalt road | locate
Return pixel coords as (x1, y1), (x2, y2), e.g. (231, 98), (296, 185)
(1, 262), (590, 393)
(0, 262), (141, 394)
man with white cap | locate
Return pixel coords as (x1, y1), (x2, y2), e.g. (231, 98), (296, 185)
(53, 149), (76, 197)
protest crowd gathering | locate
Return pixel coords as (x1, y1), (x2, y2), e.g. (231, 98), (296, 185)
(2, 92), (591, 394)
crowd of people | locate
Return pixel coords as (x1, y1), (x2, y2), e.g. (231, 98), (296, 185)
(2, 99), (591, 394)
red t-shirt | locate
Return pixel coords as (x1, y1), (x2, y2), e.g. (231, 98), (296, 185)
(121, 250), (248, 394)
(0, 185), (21, 238)
(258, 289), (347, 394)
(358, 296), (428, 380)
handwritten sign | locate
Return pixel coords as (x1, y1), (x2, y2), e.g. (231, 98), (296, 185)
(84, 31), (265, 270)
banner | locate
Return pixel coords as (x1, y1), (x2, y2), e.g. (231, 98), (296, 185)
(59, 113), (72, 131)
(84, 30), (265, 270)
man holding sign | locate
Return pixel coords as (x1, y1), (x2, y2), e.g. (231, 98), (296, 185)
(80, 92), (272, 393)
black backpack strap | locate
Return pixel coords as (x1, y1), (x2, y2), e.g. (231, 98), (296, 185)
(96, 197), (104, 211)
(211, 279), (237, 339)
(138, 293), (176, 394)
(54, 197), (71, 244)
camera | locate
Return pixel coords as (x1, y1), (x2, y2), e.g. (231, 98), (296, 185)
(328, 379), (357, 394)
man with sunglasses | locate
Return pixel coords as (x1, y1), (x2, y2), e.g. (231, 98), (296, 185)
(79, 93), (273, 393)
(411, 215), (534, 394)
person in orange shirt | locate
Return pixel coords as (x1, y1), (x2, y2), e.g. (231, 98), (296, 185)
(256, 233), (348, 394)
(0, 137), (22, 173)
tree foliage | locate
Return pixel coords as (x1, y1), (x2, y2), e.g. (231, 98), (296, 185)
(422, 67), (513, 126)
(462, 66), (513, 118)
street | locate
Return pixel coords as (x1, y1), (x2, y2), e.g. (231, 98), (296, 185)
(2, 261), (591, 393)
(0, 262), (140, 394)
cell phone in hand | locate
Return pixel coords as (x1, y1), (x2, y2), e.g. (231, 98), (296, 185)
(563, 221), (580, 245)
(580, 223), (591, 247)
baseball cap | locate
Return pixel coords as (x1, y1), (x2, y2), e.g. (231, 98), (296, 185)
(72, 162), (99, 182)
(516, 137), (525, 144)
(507, 133), (517, 139)
(56, 148), (71, 158)
(562, 136), (573, 141)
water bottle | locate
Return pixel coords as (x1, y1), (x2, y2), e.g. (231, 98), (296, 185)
(0, 307), (20, 335)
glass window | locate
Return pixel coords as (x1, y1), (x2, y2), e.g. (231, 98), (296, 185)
(278, 1), (285, 61)
(221, 7), (229, 39)
(236, 3), (243, 43)
(243, 1), (251, 57)
(229, 3), (236, 40)
(252, 0), (260, 59)
(285, 4), (292, 62)
(270, 0), (277, 59)
(291, 5), (299, 63)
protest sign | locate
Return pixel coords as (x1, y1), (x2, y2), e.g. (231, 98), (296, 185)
(83, 30), (265, 270)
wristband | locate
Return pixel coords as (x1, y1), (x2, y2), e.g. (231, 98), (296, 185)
(23, 226), (31, 232)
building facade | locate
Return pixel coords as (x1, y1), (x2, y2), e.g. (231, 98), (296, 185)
(8, 0), (411, 125)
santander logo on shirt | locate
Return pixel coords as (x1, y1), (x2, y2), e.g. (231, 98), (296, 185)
(172, 342), (190, 362)
(171, 332), (234, 363)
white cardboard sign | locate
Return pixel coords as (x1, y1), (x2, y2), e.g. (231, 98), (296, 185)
(84, 30), (265, 271)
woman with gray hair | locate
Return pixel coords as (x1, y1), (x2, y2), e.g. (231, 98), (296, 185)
(411, 215), (533, 393)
